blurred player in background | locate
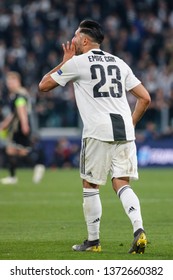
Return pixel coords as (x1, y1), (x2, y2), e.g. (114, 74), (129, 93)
(0, 71), (45, 184)
(39, 19), (151, 254)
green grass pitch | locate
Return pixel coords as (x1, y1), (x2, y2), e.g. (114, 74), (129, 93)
(0, 167), (172, 260)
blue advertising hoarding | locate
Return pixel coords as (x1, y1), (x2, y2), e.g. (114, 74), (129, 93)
(137, 137), (173, 167)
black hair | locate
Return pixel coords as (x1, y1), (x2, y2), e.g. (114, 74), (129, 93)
(79, 19), (104, 44)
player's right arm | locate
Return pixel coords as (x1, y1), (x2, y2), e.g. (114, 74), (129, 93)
(130, 83), (151, 127)
(39, 41), (76, 92)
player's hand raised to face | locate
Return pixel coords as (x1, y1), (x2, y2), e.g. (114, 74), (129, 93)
(62, 41), (76, 63)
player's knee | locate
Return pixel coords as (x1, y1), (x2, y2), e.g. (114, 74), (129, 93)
(82, 179), (99, 189)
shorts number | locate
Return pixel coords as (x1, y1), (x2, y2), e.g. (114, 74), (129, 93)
(90, 64), (123, 98)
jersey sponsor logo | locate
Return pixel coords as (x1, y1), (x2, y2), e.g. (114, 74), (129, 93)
(57, 69), (63, 75)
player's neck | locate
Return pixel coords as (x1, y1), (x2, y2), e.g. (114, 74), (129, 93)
(83, 43), (100, 53)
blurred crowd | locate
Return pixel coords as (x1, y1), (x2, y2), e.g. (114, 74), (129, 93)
(0, 0), (173, 168)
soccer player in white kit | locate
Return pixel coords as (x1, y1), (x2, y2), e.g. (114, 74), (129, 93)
(39, 19), (151, 254)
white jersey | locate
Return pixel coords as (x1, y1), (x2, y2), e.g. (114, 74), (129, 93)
(51, 49), (141, 141)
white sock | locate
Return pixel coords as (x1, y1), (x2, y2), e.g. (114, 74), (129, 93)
(83, 188), (102, 241)
(117, 185), (144, 233)
(33, 164), (45, 183)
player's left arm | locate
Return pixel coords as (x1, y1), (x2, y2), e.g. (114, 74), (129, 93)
(130, 83), (151, 127)
(16, 98), (30, 135)
(39, 41), (76, 92)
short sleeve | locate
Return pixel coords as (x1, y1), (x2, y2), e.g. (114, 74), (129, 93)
(15, 97), (26, 107)
(50, 57), (79, 87)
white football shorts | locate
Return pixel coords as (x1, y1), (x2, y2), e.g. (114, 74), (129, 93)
(80, 138), (138, 185)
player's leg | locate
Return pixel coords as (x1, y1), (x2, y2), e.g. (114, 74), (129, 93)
(83, 180), (102, 241)
(72, 180), (102, 252)
(32, 164), (45, 183)
(23, 144), (45, 183)
(72, 138), (110, 252)
(112, 177), (147, 253)
(0, 141), (30, 185)
(0, 146), (18, 184)
(31, 143), (45, 183)
(113, 177), (144, 233)
(111, 141), (147, 254)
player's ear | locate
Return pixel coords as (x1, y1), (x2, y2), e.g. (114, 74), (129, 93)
(83, 36), (88, 46)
